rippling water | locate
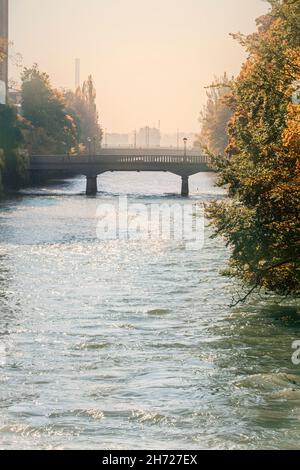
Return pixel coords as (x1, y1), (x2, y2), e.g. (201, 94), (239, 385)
(0, 172), (299, 450)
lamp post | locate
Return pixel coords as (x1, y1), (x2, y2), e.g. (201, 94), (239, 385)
(87, 137), (92, 157)
(183, 138), (188, 160)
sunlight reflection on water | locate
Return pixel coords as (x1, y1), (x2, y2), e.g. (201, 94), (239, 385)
(0, 172), (299, 450)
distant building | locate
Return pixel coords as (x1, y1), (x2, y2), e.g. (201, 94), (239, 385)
(106, 133), (129, 148)
(160, 132), (197, 149)
(104, 129), (197, 149)
(137, 127), (161, 148)
(0, 0), (9, 105)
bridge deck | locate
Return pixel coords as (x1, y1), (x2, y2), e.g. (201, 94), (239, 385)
(29, 149), (211, 177)
(29, 149), (211, 196)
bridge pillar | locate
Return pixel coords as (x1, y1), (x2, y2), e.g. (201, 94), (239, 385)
(181, 176), (189, 197)
(86, 175), (98, 195)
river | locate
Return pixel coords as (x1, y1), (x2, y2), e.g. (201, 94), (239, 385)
(0, 172), (299, 450)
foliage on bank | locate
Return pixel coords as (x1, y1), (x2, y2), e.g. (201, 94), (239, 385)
(21, 65), (79, 155)
(208, 0), (300, 302)
(0, 105), (27, 192)
(64, 76), (103, 153)
(0, 64), (103, 193)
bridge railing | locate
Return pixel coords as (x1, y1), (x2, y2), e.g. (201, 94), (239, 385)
(117, 155), (209, 164)
(30, 154), (210, 165)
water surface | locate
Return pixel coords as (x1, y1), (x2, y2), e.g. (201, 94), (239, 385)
(0, 172), (299, 449)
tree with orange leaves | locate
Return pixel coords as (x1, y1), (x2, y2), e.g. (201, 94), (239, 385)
(208, 0), (300, 303)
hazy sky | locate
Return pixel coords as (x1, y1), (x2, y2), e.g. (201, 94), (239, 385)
(9, 0), (269, 133)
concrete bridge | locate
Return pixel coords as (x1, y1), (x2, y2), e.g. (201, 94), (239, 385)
(29, 148), (211, 196)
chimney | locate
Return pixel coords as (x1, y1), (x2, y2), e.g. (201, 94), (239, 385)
(75, 58), (81, 90)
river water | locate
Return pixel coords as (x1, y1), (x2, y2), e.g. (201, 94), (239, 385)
(0, 172), (299, 450)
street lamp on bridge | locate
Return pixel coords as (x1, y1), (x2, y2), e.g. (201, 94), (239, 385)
(183, 138), (188, 160)
(87, 137), (92, 156)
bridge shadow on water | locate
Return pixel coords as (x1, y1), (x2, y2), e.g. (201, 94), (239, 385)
(19, 172), (224, 201)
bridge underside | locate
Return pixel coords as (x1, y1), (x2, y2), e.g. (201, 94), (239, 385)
(30, 167), (208, 196)
(29, 151), (211, 196)
(83, 171), (196, 197)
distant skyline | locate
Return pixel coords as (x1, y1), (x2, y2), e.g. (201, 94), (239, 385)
(9, 0), (269, 133)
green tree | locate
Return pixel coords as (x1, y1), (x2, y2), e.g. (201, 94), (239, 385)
(21, 64), (79, 154)
(0, 105), (26, 189)
(197, 73), (233, 156)
(208, 0), (300, 303)
(64, 75), (103, 152)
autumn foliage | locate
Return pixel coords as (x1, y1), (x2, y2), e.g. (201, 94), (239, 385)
(208, 0), (300, 302)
